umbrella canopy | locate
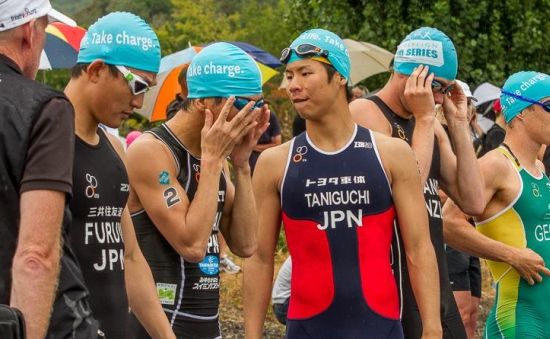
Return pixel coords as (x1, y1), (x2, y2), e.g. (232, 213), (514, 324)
(136, 46), (279, 121)
(39, 22), (86, 70)
(279, 39), (393, 88)
(225, 41), (281, 68)
(343, 39), (393, 85)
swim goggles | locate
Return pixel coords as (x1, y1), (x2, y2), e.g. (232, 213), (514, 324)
(115, 65), (151, 96)
(501, 90), (550, 112)
(280, 43), (329, 64)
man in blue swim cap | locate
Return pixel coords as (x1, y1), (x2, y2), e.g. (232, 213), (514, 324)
(126, 42), (269, 338)
(444, 72), (550, 338)
(350, 26), (485, 339)
(243, 28), (441, 339)
(63, 12), (176, 339)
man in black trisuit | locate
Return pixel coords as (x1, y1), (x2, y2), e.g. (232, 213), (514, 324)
(350, 27), (485, 338)
(126, 42), (269, 338)
(64, 12), (175, 339)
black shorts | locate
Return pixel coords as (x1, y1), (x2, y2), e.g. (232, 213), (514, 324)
(446, 246), (482, 298)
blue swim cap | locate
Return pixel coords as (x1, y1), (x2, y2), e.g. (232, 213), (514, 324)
(77, 12), (161, 73)
(394, 27), (457, 81)
(286, 29), (350, 81)
(187, 42), (262, 99)
(500, 71), (550, 123)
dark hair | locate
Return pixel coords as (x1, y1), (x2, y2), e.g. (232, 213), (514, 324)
(71, 63), (119, 78)
(319, 62), (352, 102)
(179, 97), (224, 112)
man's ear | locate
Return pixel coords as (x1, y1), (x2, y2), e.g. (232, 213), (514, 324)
(192, 98), (207, 111)
(86, 60), (108, 83)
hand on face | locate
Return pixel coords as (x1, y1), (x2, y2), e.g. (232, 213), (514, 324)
(403, 65), (436, 120)
(200, 97), (264, 165)
(230, 103), (271, 168)
(442, 80), (468, 123)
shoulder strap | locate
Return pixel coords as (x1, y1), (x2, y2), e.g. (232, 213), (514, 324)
(498, 144), (521, 170)
(366, 95), (398, 123)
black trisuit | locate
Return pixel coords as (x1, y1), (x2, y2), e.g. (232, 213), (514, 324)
(367, 96), (467, 339)
(132, 124), (227, 339)
(68, 128), (130, 338)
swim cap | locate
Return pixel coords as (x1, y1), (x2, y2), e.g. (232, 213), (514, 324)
(286, 29), (350, 81)
(186, 42), (262, 99)
(500, 71), (550, 123)
(394, 27), (458, 81)
(77, 12), (161, 73)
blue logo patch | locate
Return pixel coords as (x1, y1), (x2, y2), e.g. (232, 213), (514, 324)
(159, 171), (170, 185)
(198, 255), (219, 276)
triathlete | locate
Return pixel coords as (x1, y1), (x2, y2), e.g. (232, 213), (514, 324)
(243, 28), (441, 339)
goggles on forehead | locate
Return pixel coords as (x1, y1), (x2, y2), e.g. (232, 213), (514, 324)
(501, 90), (550, 113)
(233, 96), (265, 111)
(115, 65), (151, 96)
(280, 43), (329, 65)
(431, 79), (454, 95)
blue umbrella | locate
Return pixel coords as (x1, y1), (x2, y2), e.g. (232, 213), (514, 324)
(225, 42), (282, 68)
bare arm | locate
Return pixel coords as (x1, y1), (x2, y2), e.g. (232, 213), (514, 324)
(220, 104), (271, 257)
(243, 145), (286, 339)
(11, 190), (64, 339)
(122, 209), (176, 339)
(438, 85), (485, 215)
(105, 134), (175, 339)
(219, 161), (257, 258)
(378, 135), (441, 338)
(443, 152), (550, 285)
(126, 99), (260, 262)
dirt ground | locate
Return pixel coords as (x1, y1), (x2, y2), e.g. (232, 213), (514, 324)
(219, 256), (496, 339)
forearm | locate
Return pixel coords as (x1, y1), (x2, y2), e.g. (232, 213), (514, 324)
(125, 253), (175, 339)
(12, 191), (65, 339)
(11, 247), (60, 339)
(406, 244), (442, 336)
(225, 165), (257, 257)
(411, 117), (435, 186)
(183, 159), (224, 258)
(444, 213), (513, 262)
(243, 255), (275, 339)
(447, 119), (484, 212)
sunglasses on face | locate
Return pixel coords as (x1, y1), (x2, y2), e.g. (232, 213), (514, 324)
(280, 43), (329, 64)
(115, 65), (151, 96)
(431, 79), (454, 95)
(233, 96), (265, 111)
(501, 90), (550, 112)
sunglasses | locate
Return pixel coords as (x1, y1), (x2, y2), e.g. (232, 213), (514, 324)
(280, 43), (329, 64)
(431, 79), (454, 95)
(501, 90), (550, 112)
(115, 65), (151, 96)
(233, 96), (265, 111)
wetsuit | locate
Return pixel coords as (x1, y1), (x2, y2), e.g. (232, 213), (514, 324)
(476, 145), (550, 338)
(281, 125), (403, 338)
(68, 128), (129, 338)
(368, 96), (466, 338)
(132, 124), (226, 339)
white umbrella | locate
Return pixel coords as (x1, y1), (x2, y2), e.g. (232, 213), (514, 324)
(343, 39), (393, 85)
(280, 39), (393, 88)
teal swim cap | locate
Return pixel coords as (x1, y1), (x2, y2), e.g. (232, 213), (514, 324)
(186, 42), (262, 99)
(500, 71), (550, 123)
(286, 29), (350, 81)
(77, 12), (161, 73)
(394, 27), (458, 81)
